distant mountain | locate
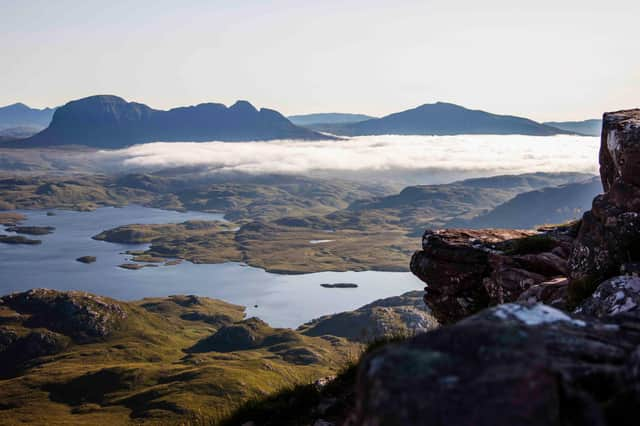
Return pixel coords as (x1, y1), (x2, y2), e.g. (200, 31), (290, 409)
(0, 126), (42, 142)
(288, 113), (375, 126)
(0, 103), (55, 131)
(328, 102), (572, 136)
(543, 119), (602, 136)
(16, 95), (331, 148)
(450, 177), (602, 229)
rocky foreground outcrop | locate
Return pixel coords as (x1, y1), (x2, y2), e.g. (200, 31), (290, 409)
(348, 303), (640, 426)
(350, 110), (640, 425)
(410, 227), (574, 323)
(568, 109), (640, 299)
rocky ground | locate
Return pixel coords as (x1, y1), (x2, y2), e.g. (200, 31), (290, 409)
(345, 109), (640, 425)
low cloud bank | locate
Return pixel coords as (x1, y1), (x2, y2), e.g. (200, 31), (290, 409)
(98, 135), (600, 178)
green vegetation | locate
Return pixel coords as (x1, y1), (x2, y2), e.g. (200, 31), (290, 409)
(220, 335), (408, 426)
(0, 290), (359, 425)
(501, 234), (559, 255)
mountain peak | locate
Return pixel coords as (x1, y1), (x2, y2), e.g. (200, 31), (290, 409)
(230, 100), (258, 113)
(331, 102), (568, 136)
(0, 102), (56, 131)
(65, 94), (128, 106)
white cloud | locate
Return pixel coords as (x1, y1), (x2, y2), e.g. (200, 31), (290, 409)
(97, 135), (600, 179)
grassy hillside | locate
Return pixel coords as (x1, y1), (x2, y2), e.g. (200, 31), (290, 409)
(0, 289), (359, 425)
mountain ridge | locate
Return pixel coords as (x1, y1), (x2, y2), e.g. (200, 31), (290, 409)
(0, 102), (55, 131)
(14, 95), (331, 148)
(313, 102), (573, 136)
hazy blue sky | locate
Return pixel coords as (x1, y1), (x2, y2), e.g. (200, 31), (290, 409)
(2, 0), (638, 120)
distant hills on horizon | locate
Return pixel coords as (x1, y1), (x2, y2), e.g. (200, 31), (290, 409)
(298, 102), (597, 137)
(1, 96), (602, 149)
(542, 119), (602, 137)
(288, 113), (377, 127)
(448, 176), (602, 229)
(0, 103), (55, 131)
(8, 95), (329, 148)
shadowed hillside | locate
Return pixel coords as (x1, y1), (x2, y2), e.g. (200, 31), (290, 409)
(16, 95), (331, 148)
(319, 102), (571, 136)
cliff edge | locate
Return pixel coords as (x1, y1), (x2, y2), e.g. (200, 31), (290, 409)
(348, 110), (640, 426)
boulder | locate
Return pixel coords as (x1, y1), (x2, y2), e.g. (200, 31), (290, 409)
(410, 229), (572, 323)
(348, 303), (640, 426)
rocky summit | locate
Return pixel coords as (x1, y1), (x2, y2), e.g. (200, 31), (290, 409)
(348, 110), (640, 425)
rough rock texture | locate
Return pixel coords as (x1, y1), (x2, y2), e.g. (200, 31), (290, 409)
(569, 110), (640, 298)
(298, 291), (438, 342)
(348, 303), (640, 426)
(516, 277), (568, 309)
(1, 288), (128, 342)
(410, 228), (574, 323)
(576, 275), (640, 318)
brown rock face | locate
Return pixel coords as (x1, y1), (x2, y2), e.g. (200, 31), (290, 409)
(569, 110), (640, 299)
(410, 228), (574, 323)
(348, 304), (640, 426)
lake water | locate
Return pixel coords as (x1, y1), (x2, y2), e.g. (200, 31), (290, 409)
(0, 206), (422, 328)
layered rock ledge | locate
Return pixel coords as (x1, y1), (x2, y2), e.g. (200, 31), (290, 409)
(410, 227), (574, 323)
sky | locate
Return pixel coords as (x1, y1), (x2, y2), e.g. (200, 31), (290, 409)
(2, 0), (639, 121)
